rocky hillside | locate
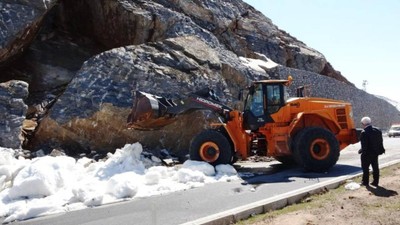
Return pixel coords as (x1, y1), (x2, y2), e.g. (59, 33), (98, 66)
(1, 0), (398, 156)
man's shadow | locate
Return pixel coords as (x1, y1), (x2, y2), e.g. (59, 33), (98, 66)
(366, 185), (398, 197)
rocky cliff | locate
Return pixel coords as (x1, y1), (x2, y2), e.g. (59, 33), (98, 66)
(0, 0), (398, 156)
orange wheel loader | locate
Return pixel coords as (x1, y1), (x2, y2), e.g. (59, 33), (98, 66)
(127, 77), (359, 172)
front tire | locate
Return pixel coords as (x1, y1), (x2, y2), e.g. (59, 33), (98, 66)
(293, 127), (340, 172)
(189, 129), (233, 166)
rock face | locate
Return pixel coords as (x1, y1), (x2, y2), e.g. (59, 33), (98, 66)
(0, 80), (28, 149)
(0, 0), (57, 67)
(59, 0), (349, 83)
(0, 0), (398, 156)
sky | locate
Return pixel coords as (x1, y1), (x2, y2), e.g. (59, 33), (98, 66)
(0, 144), (239, 223)
(243, 0), (400, 105)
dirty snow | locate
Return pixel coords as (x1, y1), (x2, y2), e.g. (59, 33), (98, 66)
(344, 181), (361, 190)
(0, 143), (239, 223)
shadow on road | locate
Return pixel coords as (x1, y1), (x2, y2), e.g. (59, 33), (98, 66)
(366, 185), (398, 197)
(238, 163), (362, 185)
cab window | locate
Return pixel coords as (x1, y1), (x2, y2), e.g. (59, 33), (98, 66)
(266, 84), (282, 114)
(245, 84), (264, 117)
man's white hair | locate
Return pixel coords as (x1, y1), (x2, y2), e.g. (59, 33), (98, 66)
(361, 116), (371, 125)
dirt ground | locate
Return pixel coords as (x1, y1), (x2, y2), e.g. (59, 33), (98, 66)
(240, 163), (400, 225)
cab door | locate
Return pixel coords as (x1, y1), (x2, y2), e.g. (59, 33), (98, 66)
(266, 84), (284, 114)
(243, 83), (285, 130)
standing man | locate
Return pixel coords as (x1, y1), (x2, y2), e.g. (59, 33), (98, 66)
(358, 116), (385, 186)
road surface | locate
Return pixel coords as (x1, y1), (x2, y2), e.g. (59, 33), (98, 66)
(6, 137), (400, 225)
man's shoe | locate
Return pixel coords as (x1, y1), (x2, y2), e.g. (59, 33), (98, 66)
(370, 182), (379, 186)
(360, 182), (369, 186)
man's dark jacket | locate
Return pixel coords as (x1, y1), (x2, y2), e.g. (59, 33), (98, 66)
(360, 125), (385, 155)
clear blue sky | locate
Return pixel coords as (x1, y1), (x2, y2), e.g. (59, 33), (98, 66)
(243, 0), (400, 104)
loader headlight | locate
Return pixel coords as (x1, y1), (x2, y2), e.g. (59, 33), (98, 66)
(349, 108), (353, 119)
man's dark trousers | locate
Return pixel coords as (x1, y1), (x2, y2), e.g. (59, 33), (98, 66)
(361, 153), (379, 185)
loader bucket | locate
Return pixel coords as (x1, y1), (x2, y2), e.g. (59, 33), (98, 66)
(127, 91), (177, 130)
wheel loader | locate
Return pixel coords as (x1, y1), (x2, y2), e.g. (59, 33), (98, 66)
(127, 76), (359, 172)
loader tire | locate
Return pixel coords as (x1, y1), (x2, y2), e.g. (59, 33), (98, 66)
(189, 129), (233, 166)
(293, 127), (339, 172)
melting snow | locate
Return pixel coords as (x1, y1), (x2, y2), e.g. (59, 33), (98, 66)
(0, 143), (239, 223)
(344, 181), (361, 190)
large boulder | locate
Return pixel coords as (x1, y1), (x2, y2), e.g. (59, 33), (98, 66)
(0, 80), (28, 149)
(30, 36), (271, 155)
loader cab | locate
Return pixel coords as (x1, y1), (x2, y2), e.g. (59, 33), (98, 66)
(243, 80), (288, 130)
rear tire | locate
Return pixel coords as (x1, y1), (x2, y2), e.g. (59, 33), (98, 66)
(189, 129), (233, 166)
(293, 127), (340, 172)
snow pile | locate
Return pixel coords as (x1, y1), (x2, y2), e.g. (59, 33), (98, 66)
(0, 148), (30, 191)
(239, 55), (278, 72)
(344, 181), (361, 190)
(0, 143), (239, 222)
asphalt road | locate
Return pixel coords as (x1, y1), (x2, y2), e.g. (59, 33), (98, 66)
(7, 137), (400, 225)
